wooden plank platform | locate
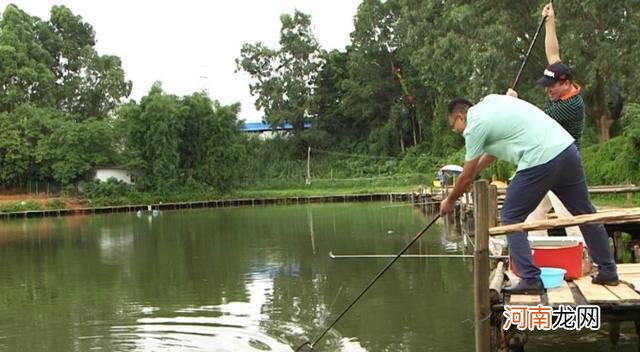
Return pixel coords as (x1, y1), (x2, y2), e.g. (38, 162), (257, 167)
(509, 294), (541, 305)
(546, 281), (575, 305)
(501, 264), (640, 308)
(573, 277), (620, 303)
(607, 284), (640, 302)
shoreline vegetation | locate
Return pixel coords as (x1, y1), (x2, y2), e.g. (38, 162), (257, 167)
(0, 181), (637, 215)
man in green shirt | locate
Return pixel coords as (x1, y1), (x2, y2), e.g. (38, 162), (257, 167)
(538, 2), (585, 148)
(508, 2), (585, 237)
(440, 94), (618, 293)
(508, 2), (585, 147)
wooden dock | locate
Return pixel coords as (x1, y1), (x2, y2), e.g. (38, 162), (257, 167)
(497, 266), (640, 351)
(505, 265), (640, 308)
(471, 180), (640, 351)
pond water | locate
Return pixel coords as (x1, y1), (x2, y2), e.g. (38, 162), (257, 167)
(0, 202), (637, 351)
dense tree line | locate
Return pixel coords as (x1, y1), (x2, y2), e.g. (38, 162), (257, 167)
(117, 84), (246, 194)
(0, 4), (246, 194)
(0, 4), (129, 189)
(2, 1), (639, 197)
(238, 0), (640, 183)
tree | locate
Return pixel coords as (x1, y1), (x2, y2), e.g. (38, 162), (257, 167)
(45, 5), (131, 119)
(118, 83), (182, 193)
(555, 0), (640, 141)
(396, 0), (569, 156)
(0, 4), (131, 118)
(401, 0), (640, 143)
(36, 118), (115, 185)
(313, 50), (353, 145)
(204, 102), (246, 191)
(0, 4), (55, 112)
(178, 93), (246, 191)
(237, 10), (322, 133)
(341, 0), (407, 155)
(0, 111), (30, 185)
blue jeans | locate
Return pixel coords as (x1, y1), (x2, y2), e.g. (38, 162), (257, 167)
(501, 144), (617, 282)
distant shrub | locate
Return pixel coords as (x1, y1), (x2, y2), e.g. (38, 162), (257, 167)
(45, 198), (66, 209)
(0, 200), (42, 213)
(582, 136), (640, 185)
(82, 179), (133, 199)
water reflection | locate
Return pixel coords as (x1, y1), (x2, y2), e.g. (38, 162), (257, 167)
(3, 204), (627, 351)
(99, 227), (135, 266)
(109, 274), (294, 351)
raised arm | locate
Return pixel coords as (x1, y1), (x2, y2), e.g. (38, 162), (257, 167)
(543, 2), (561, 64)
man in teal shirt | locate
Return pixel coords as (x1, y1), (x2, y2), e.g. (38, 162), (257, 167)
(440, 94), (618, 293)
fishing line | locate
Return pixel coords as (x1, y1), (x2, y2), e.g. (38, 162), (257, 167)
(294, 215), (441, 351)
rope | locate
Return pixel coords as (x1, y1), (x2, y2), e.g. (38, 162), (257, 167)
(461, 312), (493, 329)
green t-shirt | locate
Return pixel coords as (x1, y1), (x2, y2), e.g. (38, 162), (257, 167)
(463, 94), (574, 171)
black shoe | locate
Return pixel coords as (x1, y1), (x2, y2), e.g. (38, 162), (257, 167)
(504, 279), (545, 295)
(591, 272), (619, 286)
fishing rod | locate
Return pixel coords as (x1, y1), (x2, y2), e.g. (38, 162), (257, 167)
(294, 215), (441, 351)
(381, 200), (443, 209)
(329, 251), (508, 259)
(511, 0), (553, 90)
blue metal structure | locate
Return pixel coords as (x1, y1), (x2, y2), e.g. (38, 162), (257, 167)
(242, 121), (311, 132)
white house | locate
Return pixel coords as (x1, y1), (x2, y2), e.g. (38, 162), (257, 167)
(94, 167), (133, 184)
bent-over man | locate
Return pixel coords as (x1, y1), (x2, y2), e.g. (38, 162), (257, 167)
(439, 94), (618, 293)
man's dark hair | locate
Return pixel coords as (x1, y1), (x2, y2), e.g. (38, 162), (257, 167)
(447, 97), (473, 115)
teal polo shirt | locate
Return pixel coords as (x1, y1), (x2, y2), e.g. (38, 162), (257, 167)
(463, 94), (574, 171)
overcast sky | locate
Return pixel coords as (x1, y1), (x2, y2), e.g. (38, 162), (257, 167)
(3, 0), (361, 122)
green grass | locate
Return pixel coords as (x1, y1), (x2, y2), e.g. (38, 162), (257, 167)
(230, 175), (429, 198)
(0, 200), (43, 213)
(45, 198), (67, 209)
(230, 185), (419, 198)
(8, 176), (635, 210)
(591, 193), (640, 208)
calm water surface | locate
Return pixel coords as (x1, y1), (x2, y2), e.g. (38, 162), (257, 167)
(0, 203), (637, 351)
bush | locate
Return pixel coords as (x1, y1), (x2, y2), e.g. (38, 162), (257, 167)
(582, 136), (640, 185)
(82, 179), (133, 199)
(398, 148), (440, 175)
(45, 198), (66, 209)
(0, 200), (42, 213)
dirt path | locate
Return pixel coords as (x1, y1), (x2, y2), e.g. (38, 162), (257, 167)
(0, 193), (87, 209)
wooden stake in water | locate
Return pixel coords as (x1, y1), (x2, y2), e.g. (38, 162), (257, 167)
(474, 180), (491, 352)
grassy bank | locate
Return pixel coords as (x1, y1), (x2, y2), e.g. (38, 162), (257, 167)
(0, 176), (431, 212)
(591, 193), (640, 208)
(1, 179), (637, 213)
(230, 175), (428, 198)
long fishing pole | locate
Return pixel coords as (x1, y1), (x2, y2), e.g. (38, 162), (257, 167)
(511, 0), (553, 90)
(328, 251), (508, 259)
(294, 215), (441, 351)
(381, 200), (443, 209)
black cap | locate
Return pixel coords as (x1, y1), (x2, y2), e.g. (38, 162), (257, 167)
(537, 62), (573, 87)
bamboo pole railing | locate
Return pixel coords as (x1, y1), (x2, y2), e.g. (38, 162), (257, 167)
(489, 208), (640, 235)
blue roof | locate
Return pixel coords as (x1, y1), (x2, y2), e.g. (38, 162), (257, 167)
(243, 121), (311, 132)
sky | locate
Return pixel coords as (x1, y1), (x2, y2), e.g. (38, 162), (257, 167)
(3, 0), (361, 122)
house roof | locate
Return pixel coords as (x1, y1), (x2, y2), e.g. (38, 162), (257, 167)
(242, 121), (311, 132)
